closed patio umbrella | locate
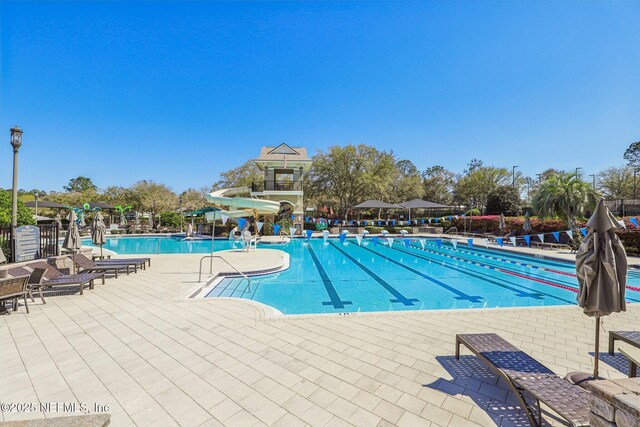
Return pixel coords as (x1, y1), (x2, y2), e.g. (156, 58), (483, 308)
(63, 210), (82, 273)
(55, 213), (63, 231)
(572, 198), (627, 381)
(522, 212), (532, 233)
(498, 213), (506, 231)
(91, 211), (107, 258)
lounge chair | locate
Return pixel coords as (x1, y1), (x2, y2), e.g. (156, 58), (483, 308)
(93, 255), (150, 271)
(0, 275), (30, 314)
(455, 333), (590, 427)
(72, 254), (130, 277)
(8, 266), (47, 304)
(608, 331), (640, 377)
(29, 261), (104, 295)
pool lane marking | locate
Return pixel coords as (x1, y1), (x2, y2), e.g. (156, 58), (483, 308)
(381, 245), (568, 302)
(395, 241), (580, 293)
(426, 242), (578, 277)
(355, 244), (484, 302)
(307, 245), (353, 309)
(421, 242), (578, 288)
(328, 242), (419, 306)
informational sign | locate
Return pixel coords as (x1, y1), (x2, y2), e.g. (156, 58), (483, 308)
(14, 225), (40, 262)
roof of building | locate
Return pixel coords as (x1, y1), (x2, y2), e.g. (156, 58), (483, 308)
(255, 143), (311, 162)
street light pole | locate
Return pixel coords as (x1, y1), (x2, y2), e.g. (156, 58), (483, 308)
(575, 167), (582, 177)
(634, 168), (638, 200)
(589, 174), (596, 190)
(10, 126), (23, 262)
(179, 196), (183, 233)
(34, 191), (39, 216)
(512, 166), (519, 187)
(536, 173), (542, 184)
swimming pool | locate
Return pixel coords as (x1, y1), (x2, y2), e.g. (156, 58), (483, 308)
(85, 235), (238, 254)
(204, 238), (640, 315)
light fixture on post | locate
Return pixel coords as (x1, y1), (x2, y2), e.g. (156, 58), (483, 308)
(10, 126), (23, 262)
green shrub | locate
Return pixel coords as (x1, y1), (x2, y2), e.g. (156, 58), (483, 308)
(619, 231), (640, 256)
(159, 211), (181, 228)
(0, 190), (35, 227)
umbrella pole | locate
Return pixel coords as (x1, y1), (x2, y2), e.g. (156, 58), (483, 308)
(100, 245), (103, 258)
(594, 316), (601, 378)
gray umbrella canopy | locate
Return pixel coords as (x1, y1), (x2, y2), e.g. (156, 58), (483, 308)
(498, 213), (506, 231)
(575, 198), (627, 379)
(55, 213), (63, 230)
(78, 212), (86, 229)
(62, 210), (82, 252)
(91, 211), (107, 256)
(522, 212), (532, 233)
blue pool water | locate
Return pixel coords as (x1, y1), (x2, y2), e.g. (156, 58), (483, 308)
(88, 236), (640, 315)
(207, 238), (640, 314)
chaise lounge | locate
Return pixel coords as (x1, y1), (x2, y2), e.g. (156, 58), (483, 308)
(73, 254), (131, 277)
(0, 275), (30, 314)
(29, 261), (105, 295)
(609, 331), (640, 377)
(455, 333), (590, 427)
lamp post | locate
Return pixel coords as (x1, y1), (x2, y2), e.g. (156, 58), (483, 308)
(588, 174), (596, 190)
(575, 167), (582, 177)
(179, 196), (183, 233)
(634, 168), (638, 200)
(10, 126), (23, 262)
(512, 166), (519, 187)
(34, 191), (39, 216)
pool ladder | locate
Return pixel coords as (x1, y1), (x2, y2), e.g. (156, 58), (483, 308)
(198, 255), (252, 291)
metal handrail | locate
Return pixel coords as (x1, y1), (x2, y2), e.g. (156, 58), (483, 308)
(198, 255), (251, 286)
(439, 227), (458, 237)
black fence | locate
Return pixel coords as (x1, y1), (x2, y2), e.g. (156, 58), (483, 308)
(0, 224), (59, 263)
(606, 199), (640, 217)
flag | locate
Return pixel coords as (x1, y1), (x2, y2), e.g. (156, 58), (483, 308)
(289, 227), (297, 236)
(435, 238), (442, 248)
(509, 236), (517, 246)
(482, 238), (489, 248)
(434, 218), (439, 223)
(238, 218), (247, 230)
(552, 231), (560, 242)
(523, 235), (531, 246)
(496, 237), (503, 247)
(372, 236), (379, 245)
(448, 216), (452, 221)
(630, 217), (639, 227)
(355, 235), (363, 246)
(305, 229), (313, 240)
(452, 240), (458, 249)
(421, 219), (425, 224)
(388, 237), (395, 247)
(273, 224), (281, 235)
(467, 238), (473, 248)
(403, 238), (411, 248)
(566, 230), (573, 240)
(221, 214), (229, 225)
(580, 227), (587, 237)
(256, 221), (264, 233)
(618, 220), (627, 229)
(428, 218), (432, 223)
(454, 215), (459, 220)
(339, 233), (346, 244)
(419, 239), (426, 249)
(537, 234), (545, 243)
(290, 215), (295, 220)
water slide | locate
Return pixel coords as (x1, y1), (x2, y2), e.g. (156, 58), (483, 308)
(205, 188), (281, 215)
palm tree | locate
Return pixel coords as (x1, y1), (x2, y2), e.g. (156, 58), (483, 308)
(532, 172), (598, 231)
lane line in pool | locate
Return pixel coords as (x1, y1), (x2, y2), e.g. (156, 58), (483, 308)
(396, 241), (580, 293)
(382, 245), (575, 303)
(307, 245), (353, 309)
(328, 242), (419, 306)
(355, 244), (484, 302)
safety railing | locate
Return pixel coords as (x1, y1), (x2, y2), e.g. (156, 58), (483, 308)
(198, 255), (252, 291)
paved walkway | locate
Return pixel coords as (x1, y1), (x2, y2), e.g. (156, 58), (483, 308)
(1, 253), (638, 426)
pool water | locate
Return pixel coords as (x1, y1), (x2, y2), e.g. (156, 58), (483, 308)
(86, 235), (238, 254)
(205, 238), (640, 315)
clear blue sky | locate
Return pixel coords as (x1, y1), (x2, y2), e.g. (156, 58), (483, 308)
(1, 1), (638, 193)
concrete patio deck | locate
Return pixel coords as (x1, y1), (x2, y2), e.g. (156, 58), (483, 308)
(1, 252), (638, 426)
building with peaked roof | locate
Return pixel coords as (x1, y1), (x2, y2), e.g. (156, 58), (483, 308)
(250, 144), (313, 217)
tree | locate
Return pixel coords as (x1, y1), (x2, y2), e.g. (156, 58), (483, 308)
(305, 144), (396, 218)
(532, 172), (598, 231)
(131, 180), (178, 225)
(386, 160), (424, 203)
(421, 166), (456, 204)
(64, 176), (97, 193)
(454, 166), (512, 212)
(212, 161), (263, 190)
(597, 166), (634, 199)
(485, 185), (521, 215)
(102, 186), (140, 208)
(179, 188), (207, 211)
(623, 141), (640, 169)
(0, 190), (35, 227)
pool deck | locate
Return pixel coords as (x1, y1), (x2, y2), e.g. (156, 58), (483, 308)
(2, 250), (640, 426)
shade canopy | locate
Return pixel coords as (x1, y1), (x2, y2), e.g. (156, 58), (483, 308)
(400, 199), (454, 209)
(185, 207), (220, 217)
(353, 200), (404, 209)
(62, 210), (82, 252)
(24, 200), (66, 209)
(575, 198), (627, 379)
